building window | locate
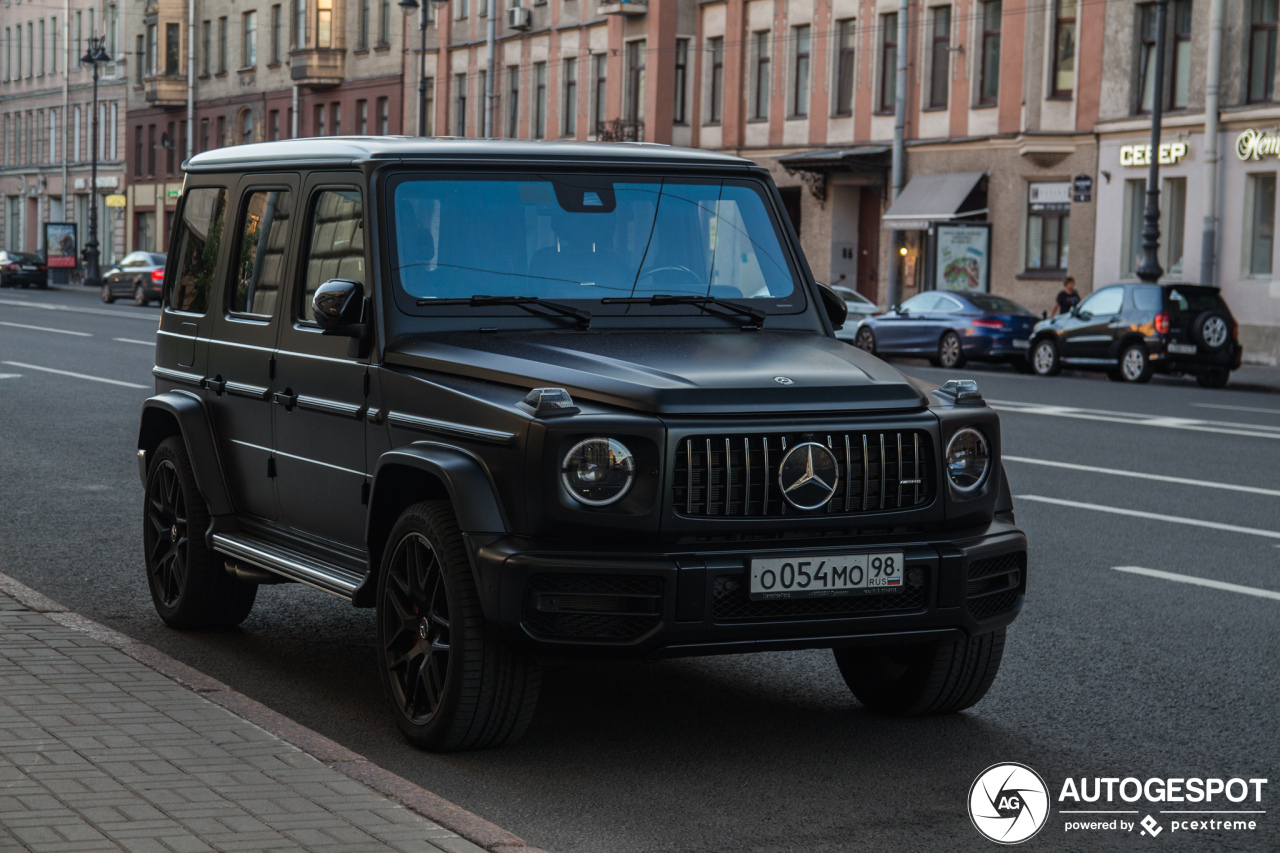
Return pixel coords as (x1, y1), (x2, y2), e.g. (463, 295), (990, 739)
(835, 19), (856, 116)
(1250, 0), (1277, 103)
(707, 36), (724, 124)
(534, 61), (547, 138)
(314, 103), (325, 136)
(979, 0), (1001, 105)
(792, 25), (810, 118)
(455, 0), (469, 20)
(167, 120), (176, 172)
(269, 109), (280, 139)
(331, 102), (341, 135)
(166, 22), (180, 75)
(380, 0), (391, 44)
(51, 16), (59, 74)
(424, 81), (434, 135)
(199, 117), (209, 151)
(378, 96), (389, 133)
(508, 65), (520, 137)
(591, 54), (606, 133)
(145, 23), (156, 76)
(239, 110), (253, 143)
(455, 72), (467, 135)
(200, 22), (210, 75)
(1026, 182), (1070, 271)
(293, 0), (305, 49)
(1121, 179), (1145, 277)
(134, 125), (143, 175)
(1051, 0), (1076, 98)
(1169, 0), (1191, 108)
(1160, 176), (1186, 276)
(147, 124), (156, 174)
(271, 5), (282, 63)
(136, 34), (145, 82)
(1137, 5), (1157, 112)
(359, 0), (370, 49)
(1245, 173), (1276, 275)
(752, 31), (770, 120)
(674, 39), (688, 125)
(217, 17), (227, 73)
(357, 99), (368, 133)
(37, 19), (44, 76)
(879, 13), (897, 112)
(930, 6), (951, 108)
(624, 41), (644, 124)
(562, 57), (577, 136)
(317, 0), (333, 48)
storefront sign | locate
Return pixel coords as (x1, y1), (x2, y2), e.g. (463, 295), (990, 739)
(1072, 174), (1093, 203)
(1119, 142), (1188, 166)
(43, 223), (77, 269)
(1029, 182), (1072, 213)
(1235, 128), (1280, 160)
(932, 223), (991, 293)
(105, 194), (127, 208)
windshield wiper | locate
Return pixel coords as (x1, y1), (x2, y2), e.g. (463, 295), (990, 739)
(417, 295), (592, 330)
(601, 294), (766, 330)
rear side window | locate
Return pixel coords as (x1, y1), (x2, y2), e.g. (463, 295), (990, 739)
(230, 190), (292, 317)
(1167, 288), (1227, 313)
(1131, 286), (1162, 313)
(302, 189), (364, 322)
(168, 187), (228, 314)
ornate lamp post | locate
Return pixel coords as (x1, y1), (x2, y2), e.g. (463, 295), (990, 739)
(81, 35), (112, 288)
(1136, 0), (1170, 283)
(398, 0), (450, 137)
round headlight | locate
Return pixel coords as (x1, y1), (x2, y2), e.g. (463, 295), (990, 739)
(945, 428), (990, 492)
(561, 438), (636, 506)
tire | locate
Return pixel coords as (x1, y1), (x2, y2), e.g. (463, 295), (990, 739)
(938, 331), (966, 369)
(834, 629), (1006, 716)
(144, 437), (256, 629)
(854, 326), (876, 355)
(376, 500), (541, 752)
(101, 284), (115, 304)
(1192, 311), (1231, 352)
(1119, 342), (1153, 383)
(1197, 368), (1230, 389)
(133, 283), (148, 306)
(1031, 338), (1061, 376)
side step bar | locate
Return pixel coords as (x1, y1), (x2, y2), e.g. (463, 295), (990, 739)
(212, 533), (365, 600)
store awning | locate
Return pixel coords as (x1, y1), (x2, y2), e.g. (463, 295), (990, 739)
(775, 146), (891, 200)
(883, 172), (987, 230)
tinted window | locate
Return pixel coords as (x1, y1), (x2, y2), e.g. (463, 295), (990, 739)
(230, 190), (292, 316)
(1131, 286), (1162, 313)
(391, 176), (796, 302)
(302, 189), (364, 322)
(1166, 287), (1228, 313)
(168, 187), (228, 314)
(150, 254), (167, 267)
(900, 294), (940, 312)
(1078, 287), (1123, 316)
(967, 294), (1029, 314)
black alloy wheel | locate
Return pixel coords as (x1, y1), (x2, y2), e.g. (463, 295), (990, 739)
(146, 459), (188, 608)
(855, 326), (877, 354)
(938, 331), (967, 369)
(381, 531), (452, 728)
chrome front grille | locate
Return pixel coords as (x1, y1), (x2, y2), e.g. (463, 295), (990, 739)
(672, 429), (934, 518)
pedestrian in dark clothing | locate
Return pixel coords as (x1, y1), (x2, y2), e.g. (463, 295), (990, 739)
(1052, 276), (1080, 317)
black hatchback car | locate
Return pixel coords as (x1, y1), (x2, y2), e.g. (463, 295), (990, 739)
(1029, 283), (1242, 387)
(137, 139), (1027, 750)
(0, 250), (48, 288)
(103, 252), (168, 305)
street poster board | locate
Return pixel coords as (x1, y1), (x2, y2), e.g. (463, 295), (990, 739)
(932, 222), (991, 292)
(44, 223), (78, 269)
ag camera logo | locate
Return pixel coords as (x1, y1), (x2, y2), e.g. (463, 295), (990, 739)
(969, 763), (1050, 844)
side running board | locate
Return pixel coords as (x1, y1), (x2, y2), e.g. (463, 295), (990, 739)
(211, 533), (364, 600)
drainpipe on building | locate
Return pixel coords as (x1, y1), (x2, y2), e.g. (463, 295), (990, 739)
(187, 0), (195, 160)
(292, 85), (300, 137)
(484, 0), (495, 137)
(887, 0), (909, 309)
(1199, 0), (1223, 287)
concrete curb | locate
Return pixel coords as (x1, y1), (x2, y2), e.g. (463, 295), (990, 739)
(0, 571), (550, 853)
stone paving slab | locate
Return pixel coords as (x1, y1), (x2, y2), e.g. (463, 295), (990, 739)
(0, 578), (544, 853)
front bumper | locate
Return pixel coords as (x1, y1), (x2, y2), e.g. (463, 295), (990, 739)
(470, 519), (1027, 659)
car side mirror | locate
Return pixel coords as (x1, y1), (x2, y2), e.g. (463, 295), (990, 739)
(816, 282), (848, 330)
(313, 279), (365, 331)
(1069, 305), (1081, 318)
(891, 304), (903, 314)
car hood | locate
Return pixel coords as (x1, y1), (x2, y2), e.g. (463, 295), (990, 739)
(384, 330), (929, 415)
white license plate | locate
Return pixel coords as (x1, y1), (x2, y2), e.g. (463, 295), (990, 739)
(1168, 342), (1197, 355)
(749, 552), (905, 600)
(21, 265), (37, 271)
(1012, 338), (1030, 349)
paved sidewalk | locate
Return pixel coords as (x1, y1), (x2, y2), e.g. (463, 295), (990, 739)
(0, 586), (524, 853)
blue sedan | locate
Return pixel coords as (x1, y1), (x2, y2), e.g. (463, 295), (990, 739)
(850, 291), (1037, 370)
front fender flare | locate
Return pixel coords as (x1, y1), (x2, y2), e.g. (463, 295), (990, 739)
(137, 391), (234, 517)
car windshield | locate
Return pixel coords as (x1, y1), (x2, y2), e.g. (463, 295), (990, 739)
(390, 175), (797, 306)
(7, 252), (41, 264)
(966, 294), (1029, 314)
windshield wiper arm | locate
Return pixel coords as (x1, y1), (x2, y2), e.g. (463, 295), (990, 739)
(417, 295), (592, 330)
(601, 294), (766, 329)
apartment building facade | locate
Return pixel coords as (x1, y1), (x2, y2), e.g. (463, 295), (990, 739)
(125, 0), (406, 253)
(1093, 0), (1280, 364)
(1, 0), (129, 277)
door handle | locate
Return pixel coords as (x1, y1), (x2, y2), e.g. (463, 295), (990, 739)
(205, 375), (226, 395)
(273, 389), (298, 410)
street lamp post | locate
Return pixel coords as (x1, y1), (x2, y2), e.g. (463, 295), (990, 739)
(399, 0), (450, 136)
(81, 35), (111, 288)
(1136, 0), (1170, 283)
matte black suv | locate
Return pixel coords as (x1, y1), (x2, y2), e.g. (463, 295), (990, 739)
(1029, 283), (1242, 387)
(137, 139), (1027, 751)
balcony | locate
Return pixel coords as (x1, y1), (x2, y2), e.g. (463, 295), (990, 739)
(597, 119), (644, 142)
(145, 75), (188, 107)
(599, 0), (646, 13)
(290, 48), (345, 88)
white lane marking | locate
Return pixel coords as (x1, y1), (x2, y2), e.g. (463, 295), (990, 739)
(0, 373), (21, 380)
(113, 337), (155, 346)
(989, 399), (1280, 440)
(1003, 456), (1280, 498)
(0, 361), (149, 389)
(1112, 566), (1280, 602)
(0, 320), (92, 337)
(1190, 402), (1280, 415)
(0, 298), (157, 321)
(1016, 495), (1280, 540)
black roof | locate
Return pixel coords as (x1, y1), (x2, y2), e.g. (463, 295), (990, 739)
(185, 137), (756, 173)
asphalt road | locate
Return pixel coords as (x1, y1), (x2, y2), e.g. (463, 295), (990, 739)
(1, 285), (1278, 852)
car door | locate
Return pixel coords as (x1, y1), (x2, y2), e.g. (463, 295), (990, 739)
(876, 294), (938, 353)
(271, 178), (370, 549)
(1061, 286), (1124, 361)
(205, 178), (298, 523)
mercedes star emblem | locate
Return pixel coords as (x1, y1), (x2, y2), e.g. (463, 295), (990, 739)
(778, 442), (840, 510)
(774, 376), (794, 385)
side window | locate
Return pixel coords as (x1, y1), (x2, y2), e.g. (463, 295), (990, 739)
(230, 190), (292, 316)
(1079, 287), (1123, 317)
(900, 294), (938, 312)
(1131, 286), (1162, 313)
(934, 295), (964, 313)
(168, 187), (228, 314)
(301, 189), (364, 322)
